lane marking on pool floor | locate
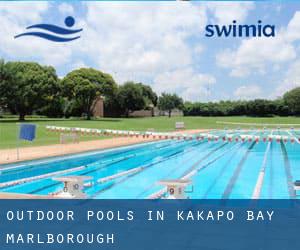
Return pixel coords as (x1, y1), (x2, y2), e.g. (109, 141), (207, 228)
(27, 140), (197, 195)
(251, 130), (274, 199)
(88, 140), (192, 184)
(0, 140), (164, 171)
(147, 142), (236, 199)
(149, 130), (259, 199)
(183, 143), (244, 179)
(26, 156), (136, 195)
(0, 141), (166, 176)
(184, 129), (260, 181)
(280, 141), (295, 198)
(222, 141), (256, 199)
(91, 141), (205, 198)
(202, 143), (247, 199)
(138, 142), (228, 199)
(28, 150), (146, 194)
(251, 142), (272, 199)
(268, 141), (274, 198)
(80, 140), (196, 177)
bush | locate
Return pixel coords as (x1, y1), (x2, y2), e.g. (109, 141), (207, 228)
(183, 99), (287, 117)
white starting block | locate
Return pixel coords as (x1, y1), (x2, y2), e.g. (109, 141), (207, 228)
(294, 181), (300, 196)
(158, 179), (192, 199)
(60, 132), (80, 144)
(175, 122), (185, 130)
(53, 176), (91, 199)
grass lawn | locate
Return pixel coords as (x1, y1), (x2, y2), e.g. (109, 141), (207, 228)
(1, 116), (300, 149)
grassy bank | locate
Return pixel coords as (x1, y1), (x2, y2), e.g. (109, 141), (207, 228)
(1, 116), (300, 149)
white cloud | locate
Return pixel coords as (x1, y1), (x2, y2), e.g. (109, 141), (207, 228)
(78, 2), (207, 83)
(273, 60), (300, 98)
(58, 3), (74, 15)
(216, 11), (300, 78)
(0, 2), (213, 93)
(286, 11), (300, 42)
(71, 61), (88, 70)
(0, 2), (48, 23)
(62, 61), (89, 77)
(217, 33), (296, 77)
(269, 11), (300, 98)
(193, 44), (204, 55)
(153, 68), (216, 101)
(207, 2), (255, 24)
(234, 85), (262, 100)
(3, 2), (298, 102)
(0, 2), (78, 67)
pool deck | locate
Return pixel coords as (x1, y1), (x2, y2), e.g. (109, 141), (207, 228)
(0, 192), (54, 199)
(0, 129), (206, 165)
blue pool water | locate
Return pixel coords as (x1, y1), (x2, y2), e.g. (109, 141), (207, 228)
(1, 130), (300, 199)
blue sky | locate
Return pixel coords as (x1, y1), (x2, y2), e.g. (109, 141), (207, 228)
(1, 1), (300, 102)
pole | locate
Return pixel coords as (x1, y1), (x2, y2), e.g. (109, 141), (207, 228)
(16, 123), (20, 160)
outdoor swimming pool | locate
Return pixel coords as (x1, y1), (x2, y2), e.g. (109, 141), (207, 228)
(0, 129), (300, 199)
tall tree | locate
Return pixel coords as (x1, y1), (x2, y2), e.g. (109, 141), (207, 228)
(283, 87), (300, 115)
(0, 59), (9, 109)
(0, 61), (59, 120)
(61, 68), (117, 120)
(138, 83), (158, 106)
(158, 93), (183, 118)
(117, 82), (146, 117)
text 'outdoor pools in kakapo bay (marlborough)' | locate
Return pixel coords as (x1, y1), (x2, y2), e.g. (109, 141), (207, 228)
(0, 200), (299, 250)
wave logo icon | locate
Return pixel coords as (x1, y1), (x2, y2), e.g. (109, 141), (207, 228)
(14, 16), (82, 42)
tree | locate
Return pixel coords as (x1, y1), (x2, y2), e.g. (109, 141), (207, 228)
(158, 93), (183, 117)
(0, 59), (9, 109)
(138, 83), (158, 107)
(0, 61), (59, 121)
(245, 99), (274, 117)
(283, 87), (300, 115)
(117, 82), (146, 117)
(273, 99), (290, 116)
(61, 68), (117, 120)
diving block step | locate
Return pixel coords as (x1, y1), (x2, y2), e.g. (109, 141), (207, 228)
(158, 179), (192, 199)
(53, 176), (92, 199)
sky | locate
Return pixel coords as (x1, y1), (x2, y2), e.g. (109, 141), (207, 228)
(0, 1), (300, 102)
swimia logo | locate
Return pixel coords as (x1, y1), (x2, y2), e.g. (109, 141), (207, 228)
(14, 16), (83, 42)
(205, 20), (275, 38)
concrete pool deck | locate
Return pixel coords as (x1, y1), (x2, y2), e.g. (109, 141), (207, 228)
(0, 129), (206, 165)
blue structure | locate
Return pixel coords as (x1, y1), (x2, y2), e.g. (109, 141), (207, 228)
(19, 124), (36, 141)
